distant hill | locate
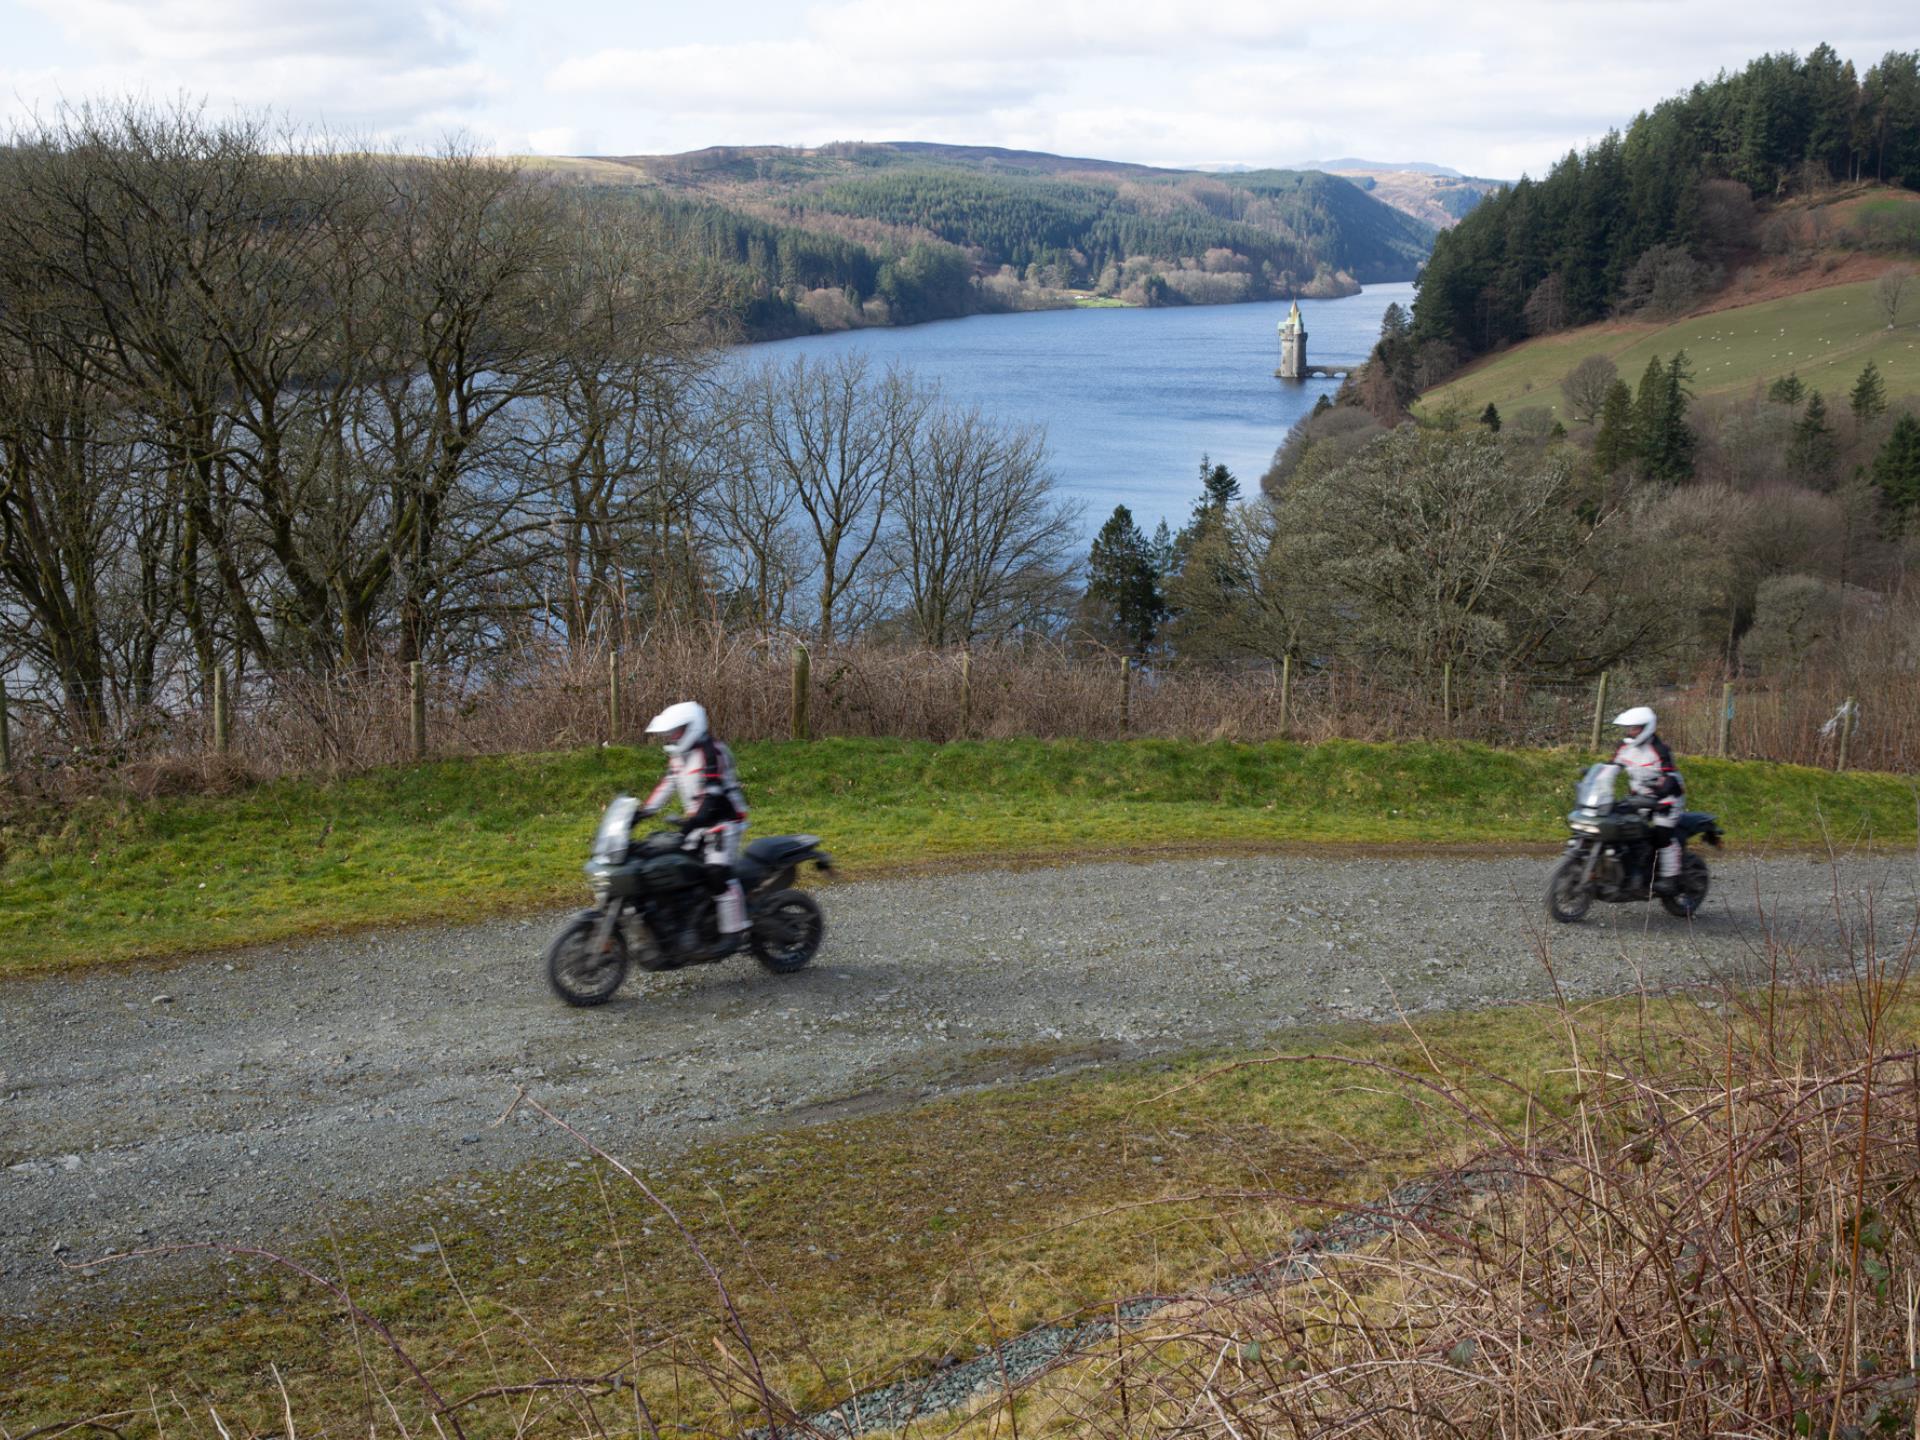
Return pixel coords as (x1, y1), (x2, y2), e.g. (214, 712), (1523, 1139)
(1323, 167), (1506, 231)
(530, 140), (1436, 339)
(1295, 158), (1465, 178)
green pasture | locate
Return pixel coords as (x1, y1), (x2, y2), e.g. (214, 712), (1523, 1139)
(1423, 276), (1920, 422)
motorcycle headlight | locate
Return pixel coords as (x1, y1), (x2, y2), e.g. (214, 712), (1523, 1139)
(1570, 821), (1600, 833)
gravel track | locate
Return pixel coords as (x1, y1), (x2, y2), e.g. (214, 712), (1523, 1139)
(1, 848), (1911, 1319)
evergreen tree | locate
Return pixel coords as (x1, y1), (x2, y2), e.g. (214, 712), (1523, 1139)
(1870, 412), (1920, 527)
(1631, 355), (1667, 477)
(1850, 359), (1888, 421)
(1194, 455), (1241, 516)
(1767, 372), (1806, 408)
(1170, 457), (1241, 565)
(1592, 379), (1635, 473)
(1480, 402), (1503, 432)
(1788, 390), (1838, 483)
(1658, 351), (1697, 483)
(1149, 519), (1176, 583)
(1633, 352), (1695, 483)
(1086, 505), (1166, 655)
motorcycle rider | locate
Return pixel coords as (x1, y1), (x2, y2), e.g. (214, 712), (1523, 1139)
(1611, 705), (1686, 896)
(640, 701), (750, 949)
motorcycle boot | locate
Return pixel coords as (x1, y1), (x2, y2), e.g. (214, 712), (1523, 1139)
(1652, 835), (1684, 897)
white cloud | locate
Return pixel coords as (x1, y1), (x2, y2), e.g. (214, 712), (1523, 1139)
(548, 40), (1044, 120)
(4, 0), (1918, 171)
(6, 0), (504, 134)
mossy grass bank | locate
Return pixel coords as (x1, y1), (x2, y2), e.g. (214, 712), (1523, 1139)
(2, 737), (1912, 977)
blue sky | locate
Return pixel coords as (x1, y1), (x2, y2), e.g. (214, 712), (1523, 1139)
(2, 0), (1914, 178)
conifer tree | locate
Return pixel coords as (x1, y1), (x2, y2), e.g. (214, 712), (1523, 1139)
(1593, 379), (1635, 474)
(1480, 402), (1502, 432)
(1086, 506), (1165, 656)
(1850, 360), (1888, 422)
(1767, 372), (1805, 408)
(1657, 351), (1697, 483)
(1870, 412), (1920, 528)
(1789, 390), (1838, 483)
(1632, 354), (1667, 474)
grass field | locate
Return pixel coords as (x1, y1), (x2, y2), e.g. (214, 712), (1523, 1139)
(1, 738), (1912, 978)
(1422, 273), (1920, 422)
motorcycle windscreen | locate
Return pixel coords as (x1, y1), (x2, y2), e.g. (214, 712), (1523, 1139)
(1576, 763), (1622, 809)
(592, 795), (640, 862)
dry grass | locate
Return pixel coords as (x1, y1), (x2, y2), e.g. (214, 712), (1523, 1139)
(933, 897), (1920, 1438)
(5, 629), (1911, 812)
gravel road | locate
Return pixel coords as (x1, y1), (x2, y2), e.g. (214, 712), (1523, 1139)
(1, 848), (1912, 1318)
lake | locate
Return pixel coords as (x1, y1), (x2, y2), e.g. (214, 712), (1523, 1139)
(740, 283), (1413, 537)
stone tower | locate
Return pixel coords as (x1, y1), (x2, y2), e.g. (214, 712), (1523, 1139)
(1278, 299), (1307, 379)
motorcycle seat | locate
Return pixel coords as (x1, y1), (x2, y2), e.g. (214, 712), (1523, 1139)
(1677, 810), (1723, 842)
(736, 835), (822, 888)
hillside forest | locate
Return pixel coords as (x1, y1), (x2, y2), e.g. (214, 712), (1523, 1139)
(546, 144), (1439, 338)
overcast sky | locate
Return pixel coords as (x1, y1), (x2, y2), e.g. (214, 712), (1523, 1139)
(2, 1), (1913, 179)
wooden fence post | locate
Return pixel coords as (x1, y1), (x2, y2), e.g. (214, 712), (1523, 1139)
(212, 668), (230, 757)
(1589, 670), (1610, 753)
(409, 661), (426, 760)
(0, 676), (11, 781)
(1717, 682), (1733, 759)
(608, 650), (621, 744)
(791, 644), (811, 741)
(1441, 660), (1453, 730)
(1119, 655), (1132, 733)
(1837, 696), (1855, 771)
(1278, 654), (1291, 738)
(958, 650), (971, 739)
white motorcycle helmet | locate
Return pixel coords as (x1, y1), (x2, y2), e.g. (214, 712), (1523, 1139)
(645, 700), (708, 756)
(1612, 705), (1657, 746)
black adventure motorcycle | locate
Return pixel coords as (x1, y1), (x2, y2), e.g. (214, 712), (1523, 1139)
(545, 795), (833, 1006)
(1546, 762), (1723, 923)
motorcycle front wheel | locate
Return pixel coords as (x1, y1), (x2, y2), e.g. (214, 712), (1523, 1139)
(545, 911), (630, 1006)
(1659, 854), (1711, 919)
(1546, 854), (1593, 924)
(751, 889), (824, 974)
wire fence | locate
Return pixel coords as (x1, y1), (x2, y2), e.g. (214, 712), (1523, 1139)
(0, 634), (1913, 807)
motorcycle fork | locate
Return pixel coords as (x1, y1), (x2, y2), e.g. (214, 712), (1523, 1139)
(591, 902), (622, 956)
(1578, 842), (1601, 886)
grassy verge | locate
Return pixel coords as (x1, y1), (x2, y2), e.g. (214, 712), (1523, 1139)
(2, 737), (1912, 977)
(0, 998), (1597, 1433)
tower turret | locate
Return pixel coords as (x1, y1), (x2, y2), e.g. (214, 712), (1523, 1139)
(1278, 300), (1308, 380)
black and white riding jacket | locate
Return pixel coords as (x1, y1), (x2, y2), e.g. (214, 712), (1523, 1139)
(1613, 734), (1685, 809)
(645, 737), (748, 833)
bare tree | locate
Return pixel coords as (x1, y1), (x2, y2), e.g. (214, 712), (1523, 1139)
(1875, 267), (1912, 329)
(744, 355), (927, 643)
(521, 193), (727, 648)
(1562, 355), (1619, 427)
(887, 406), (1079, 645)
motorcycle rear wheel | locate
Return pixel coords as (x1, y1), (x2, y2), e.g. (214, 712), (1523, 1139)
(546, 912), (630, 1006)
(751, 889), (824, 974)
(1546, 855), (1593, 923)
(1659, 854), (1710, 919)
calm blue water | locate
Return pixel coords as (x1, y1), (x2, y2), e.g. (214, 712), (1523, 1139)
(738, 283), (1411, 537)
